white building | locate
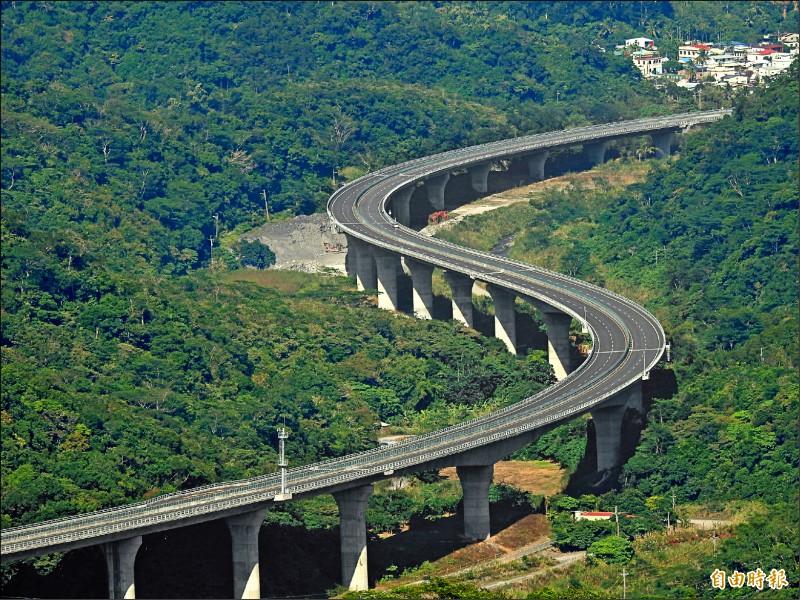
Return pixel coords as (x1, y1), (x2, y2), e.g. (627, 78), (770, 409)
(625, 37), (655, 49)
(633, 54), (665, 78)
(678, 44), (711, 61)
(779, 33), (799, 52)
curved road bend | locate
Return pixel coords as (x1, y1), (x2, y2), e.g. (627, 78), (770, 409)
(1, 111), (729, 560)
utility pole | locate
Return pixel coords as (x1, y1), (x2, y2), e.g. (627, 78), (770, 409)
(209, 236), (214, 266)
(614, 505), (621, 536)
(622, 567), (628, 599)
(276, 423), (292, 501)
(712, 530), (718, 554)
(213, 213), (219, 238)
(261, 189), (270, 221)
(666, 342), (671, 362)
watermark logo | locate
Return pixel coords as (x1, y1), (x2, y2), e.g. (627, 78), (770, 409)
(710, 568), (789, 591)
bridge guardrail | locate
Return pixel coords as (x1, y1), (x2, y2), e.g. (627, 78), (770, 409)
(2, 111), (727, 557)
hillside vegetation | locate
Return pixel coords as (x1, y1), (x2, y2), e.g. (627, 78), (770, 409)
(1, 1), (798, 596)
(434, 65), (798, 593)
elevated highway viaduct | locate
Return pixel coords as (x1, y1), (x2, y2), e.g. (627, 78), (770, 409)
(1, 110), (730, 598)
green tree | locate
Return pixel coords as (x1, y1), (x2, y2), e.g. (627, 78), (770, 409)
(239, 240), (276, 269)
(587, 535), (634, 564)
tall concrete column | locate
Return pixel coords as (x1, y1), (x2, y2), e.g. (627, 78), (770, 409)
(426, 173), (450, 211)
(522, 296), (573, 378)
(334, 485), (374, 591)
(393, 187), (413, 226)
(406, 258), (435, 319)
(651, 131), (675, 158)
(590, 404), (626, 473)
(486, 284), (517, 354)
(540, 311), (573, 380)
(374, 249), (401, 311)
(469, 163), (491, 193)
(345, 235), (376, 291)
(617, 380), (643, 414)
(590, 382), (643, 472)
(443, 271), (474, 328)
(584, 141), (608, 166)
(226, 508), (267, 599)
(526, 151), (549, 180)
(457, 465), (494, 541)
(102, 536), (141, 599)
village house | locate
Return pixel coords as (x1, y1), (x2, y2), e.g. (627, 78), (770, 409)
(625, 37), (655, 49)
(572, 511), (635, 521)
(779, 33), (799, 52)
(678, 43), (711, 61)
(633, 53), (666, 78)
(720, 74), (750, 88)
(620, 32), (797, 90)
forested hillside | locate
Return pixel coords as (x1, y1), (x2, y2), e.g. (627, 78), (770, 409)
(3, 1), (794, 275)
(1, 1), (798, 595)
(438, 65), (798, 506)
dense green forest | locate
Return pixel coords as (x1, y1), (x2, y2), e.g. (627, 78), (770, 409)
(1, 0), (798, 596)
(2, 1), (795, 275)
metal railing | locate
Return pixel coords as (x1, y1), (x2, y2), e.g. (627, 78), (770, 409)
(1, 111), (728, 558)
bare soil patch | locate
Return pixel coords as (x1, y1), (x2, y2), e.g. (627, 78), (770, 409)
(440, 460), (566, 497)
(423, 161), (650, 237)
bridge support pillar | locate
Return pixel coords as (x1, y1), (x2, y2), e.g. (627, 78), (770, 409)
(541, 311), (573, 380)
(426, 174), (450, 211)
(651, 131), (675, 158)
(457, 465), (494, 541)
(226, 507), (267, 599)
(526, 151), (549, 180)
(523, 296), (574, 379)
(346, 235), (376, 291)
(444, 271), (474, 327)
(393, 187), (413, 226)
(334, 484), (374, 591)
(406, 258), (435, 319)
(486, 284), (517, 354)
(584, 141), (608, 166)
(590, 404), (626, 474)
(469, 163), (491, 193)
(374, 250), (402, 311)
(102, 535), (141, 599)
(591, 382), (642, 472)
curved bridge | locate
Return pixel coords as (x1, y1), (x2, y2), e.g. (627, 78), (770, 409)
(1, 110), (729, 598)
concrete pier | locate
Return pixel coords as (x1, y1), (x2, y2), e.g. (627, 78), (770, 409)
(584, 141), (608, 166)
(540, 311), (573, 380)
(469, 163), (491, 193)
(486, 284), (517, 353)
(590, 382), (642, 472)
(457, 465), (494, 541)
(590, 404), (626, 473)
(426, 174), (450, 211)
(406, 259), (435, 319)
(226, 508), (267, 599)
(526, 151), (549, 180)
(374, 250), (401, 311)
(443, 271), (474, 327)
(334, 485), (374, 591)
(652, 131), (675, 158)
(393, 187), (414, 226)
(346, 235), (377, 291)
(102, 536), (141, 599)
